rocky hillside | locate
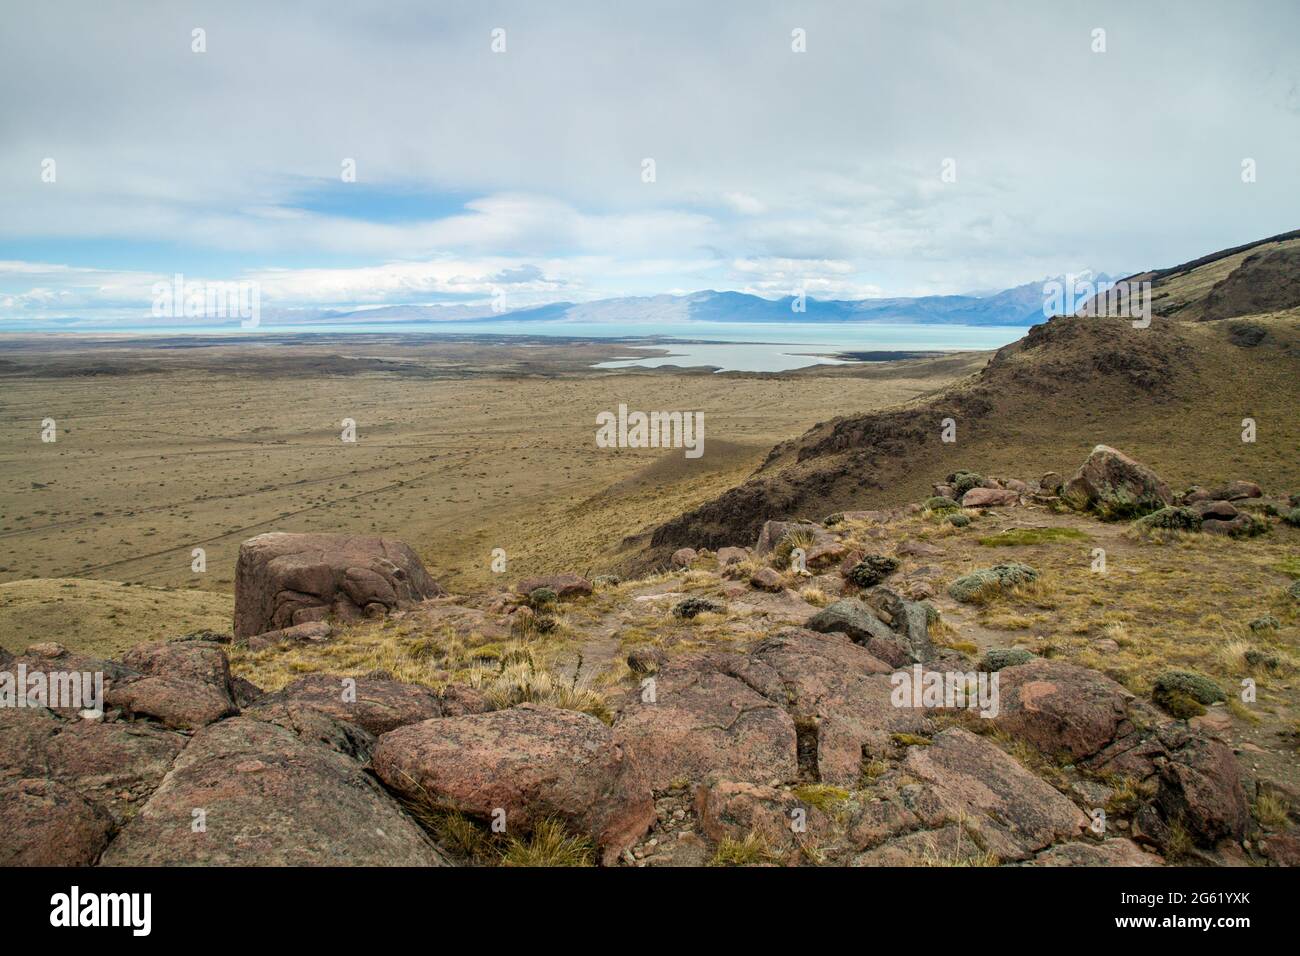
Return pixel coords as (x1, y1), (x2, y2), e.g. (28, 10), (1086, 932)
(631, 233), (1300, 570)
(4, 445), (1297, 867)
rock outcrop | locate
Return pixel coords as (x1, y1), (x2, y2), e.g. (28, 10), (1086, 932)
(373, 704), (654, 865)
(102, 716), (448, 866)
(234, 532), (443, 639)
(1061, 445), (1173, 518)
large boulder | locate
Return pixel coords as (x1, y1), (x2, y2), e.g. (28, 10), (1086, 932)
(992, 659), (1137, 761)
(1061, 445), (1173, 518)
(0, 778), (113, 866)
(233, 532), (443, 639)
(374, 704), (654, 865)
(244, 674), (444, 737)
(102, 716), (448, 865)
(1149, 727), (1249, 847)
(961, 487), (1020, 508)
(106, 676), (237, 731)
(121, 640), (233, 692)
(901, 728), (1089, 860)
(613, 656), (798, 792)
(805, 598), (922, 667)
(43, 720), (187, 825)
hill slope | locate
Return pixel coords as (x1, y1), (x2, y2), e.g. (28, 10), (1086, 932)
(630, 234), (1300, 566)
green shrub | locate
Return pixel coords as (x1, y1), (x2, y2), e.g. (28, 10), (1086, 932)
(924, 495), (959, 512)
(527, 587), (558, 609)
(845, 554), (899, 588)
(1226, 513), (1270, 538)
(1244, 649), (1283, 671)
(982, 647), (1035, 671)
(1248, 615), (1280, 633)
(945, 513), (971, 528)
(948, 563), (1039, 604)
(1133, 506), (1201, 534)
(672, 596), (724, 619)
(1152, 670), (1226, 716)
(948, 471), (986, 497)
(1155, 689), (1205, 719)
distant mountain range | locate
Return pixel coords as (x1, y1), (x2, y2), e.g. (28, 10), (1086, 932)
(311, 272), (1117, 329)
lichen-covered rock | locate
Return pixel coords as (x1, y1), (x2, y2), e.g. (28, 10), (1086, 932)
(1030, 839), (1161, 866)
(121, 640), (233, 692)
(695, 775), (829, 852)
(244, 673), (444, 737)
(746, 628), (925, 785)
(805, 598), (915, 666)
(715, 546), (749, 566)
(103, 717), (448, 866)
(375, 704), (653, 865)
(105, 675), (237, 731)
(1061, 445), (1173, 519)
(671, 548), (698, 568)
(902, 728), (1089, 860)
(993, 659), (1136, 761)
(244, 621), (333, 651)
(234, 532), (443, 638)
(1148, 727), (1249, 847)
(613, 655), (798, 791)
(0, 778), (113, 866)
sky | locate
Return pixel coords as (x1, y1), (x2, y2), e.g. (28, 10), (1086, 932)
(1, 0), (1297, 324)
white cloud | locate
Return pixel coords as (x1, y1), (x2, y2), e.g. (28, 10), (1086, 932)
(0, 0), (1296, 318)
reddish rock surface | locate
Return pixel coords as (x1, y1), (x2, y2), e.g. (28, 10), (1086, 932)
(902, 728), (1089, 860)
(102, 717), (448, 866)
(245, 673), (444, 737)
(515, 572), (593, 599)
(234, 532), (443, 638)
(106, 675), (237, 731)
(961, 487), (1020, 508)
(374, 704), (653, 865)
(993, 659), (1137, 760)
(1061, 445), (1173, 514)
(0, 778), (113, 866)
(613, 656), (798, 791)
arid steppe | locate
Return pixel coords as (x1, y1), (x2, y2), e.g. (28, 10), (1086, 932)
(0, 335), (982, 652)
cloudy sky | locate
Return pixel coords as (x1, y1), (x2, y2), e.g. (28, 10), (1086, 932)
(1, 0), (1297, 323)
